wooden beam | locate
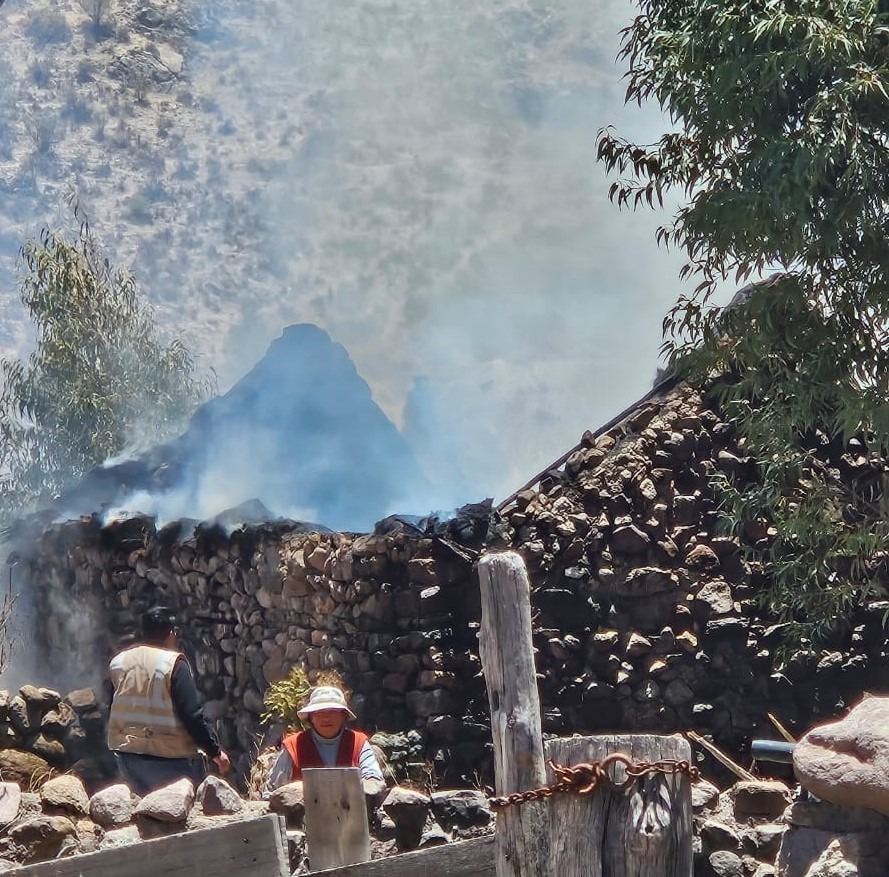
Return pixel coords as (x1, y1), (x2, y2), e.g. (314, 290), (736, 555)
(545, 735), (693, 877)
(767, 712), (797, 744)
(303, 767), (371, 871)
(308, 835), (495, 876)
(8, 814), (289, 877)
(478, 551), (551, 877)
(686, 731), (755, 781)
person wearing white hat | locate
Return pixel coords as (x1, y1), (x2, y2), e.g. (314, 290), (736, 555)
(264, 686), (384, 796)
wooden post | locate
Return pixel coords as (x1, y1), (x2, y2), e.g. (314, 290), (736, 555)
(545, 735), (693, 877)
(478, 550), (693, 877)
(303, 767), (371, 871)
(478, 551), (551, 877)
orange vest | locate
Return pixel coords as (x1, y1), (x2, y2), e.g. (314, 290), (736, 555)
(282, 728), (368, 781)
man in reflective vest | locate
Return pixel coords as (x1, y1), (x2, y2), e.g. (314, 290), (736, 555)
(264, 686), (384, 796)
(107, 607), (230, 794)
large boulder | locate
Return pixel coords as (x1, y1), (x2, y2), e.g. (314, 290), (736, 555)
(794, 696), (889, 816)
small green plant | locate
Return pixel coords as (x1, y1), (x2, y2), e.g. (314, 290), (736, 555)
(261, 666), (312, 733)
(261, 667), (349, 733)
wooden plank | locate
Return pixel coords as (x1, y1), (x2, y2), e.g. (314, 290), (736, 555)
(477, 551), (550, 877)
(308, 835), (495, 877)
(7, 814), (289, 877)
(545, 735), (693, 877)
(303, 767), (371, 871)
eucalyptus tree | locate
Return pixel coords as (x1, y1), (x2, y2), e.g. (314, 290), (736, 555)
(0, 206), (214, 521)
(598, 1), (889, 642)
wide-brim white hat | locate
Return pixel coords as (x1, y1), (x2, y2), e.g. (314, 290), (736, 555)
(297, 685), (356, 721)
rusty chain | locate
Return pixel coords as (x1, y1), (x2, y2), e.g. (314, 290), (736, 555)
(488, 753), (700, 810)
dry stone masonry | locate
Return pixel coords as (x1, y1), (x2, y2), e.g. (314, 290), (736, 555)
(19, 380), (889, 788)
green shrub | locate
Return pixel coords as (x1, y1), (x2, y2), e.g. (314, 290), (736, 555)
(261, 667), (348, 733)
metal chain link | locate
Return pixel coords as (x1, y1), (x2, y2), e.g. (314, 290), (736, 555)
(489, 753), (700, 810)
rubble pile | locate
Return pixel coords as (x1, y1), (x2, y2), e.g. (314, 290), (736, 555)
(0, 758), (495, 871)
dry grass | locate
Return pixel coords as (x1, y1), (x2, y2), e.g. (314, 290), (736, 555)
(246, 744), (280, 800)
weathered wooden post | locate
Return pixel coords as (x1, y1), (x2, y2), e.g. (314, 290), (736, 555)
(303, 767), (371, 871)
(478, 551), (551, 877)
(478, 550), (693, 877)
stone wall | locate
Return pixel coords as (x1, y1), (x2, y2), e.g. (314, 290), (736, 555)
(25, 512), (491, 782)
(19, 381), (889, 783)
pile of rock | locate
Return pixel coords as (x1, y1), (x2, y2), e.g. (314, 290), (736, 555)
(693, 776), (791, 877)
(268, 781), (493, 870)
(0, 773), (264, 869)
(0, 686), (109, 789)
(0, 763), (494, 872)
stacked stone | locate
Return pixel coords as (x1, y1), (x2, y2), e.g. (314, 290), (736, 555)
(0, 686), (107, 782)
(496, 384), (889, 763)
(19, 379), (889, 783)
(0, 773), (258, 868)
(24, 516), (487, 783)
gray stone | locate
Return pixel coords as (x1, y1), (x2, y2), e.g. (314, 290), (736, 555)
(611, 525), (650, 554)
(8, 696), (34, 735)
(691, 778), (719, 811)
(0, 783), (20, 825)
(748, 823), (785, 861)
(0, 750), (52, 788)
(430, 789), (491, 828)
(733, 780), (792, 820)
(64, 689), (98, 713)
(9, 814), (77, 863)
(196, 775), (243, 816)
(693, 581), (734, 618)
(134, 778), (194, 823)
(19, 686), (60, 710)
(382, 786), (431, 850)
(40, 775), (90, 817)
(268, 781), (305, 828)
(89, 783), (135, 828)
(709, 850), (744, 877)
(701, 818), (741, 853)
(418, 823), (450, 848)
(30, 733), (66, 763)
(98, 825), (141, 850)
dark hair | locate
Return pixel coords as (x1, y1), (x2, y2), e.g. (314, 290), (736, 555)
(141, 607), (178, 643)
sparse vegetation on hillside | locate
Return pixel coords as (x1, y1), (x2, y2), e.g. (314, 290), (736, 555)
(600, 0), (889, 644)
